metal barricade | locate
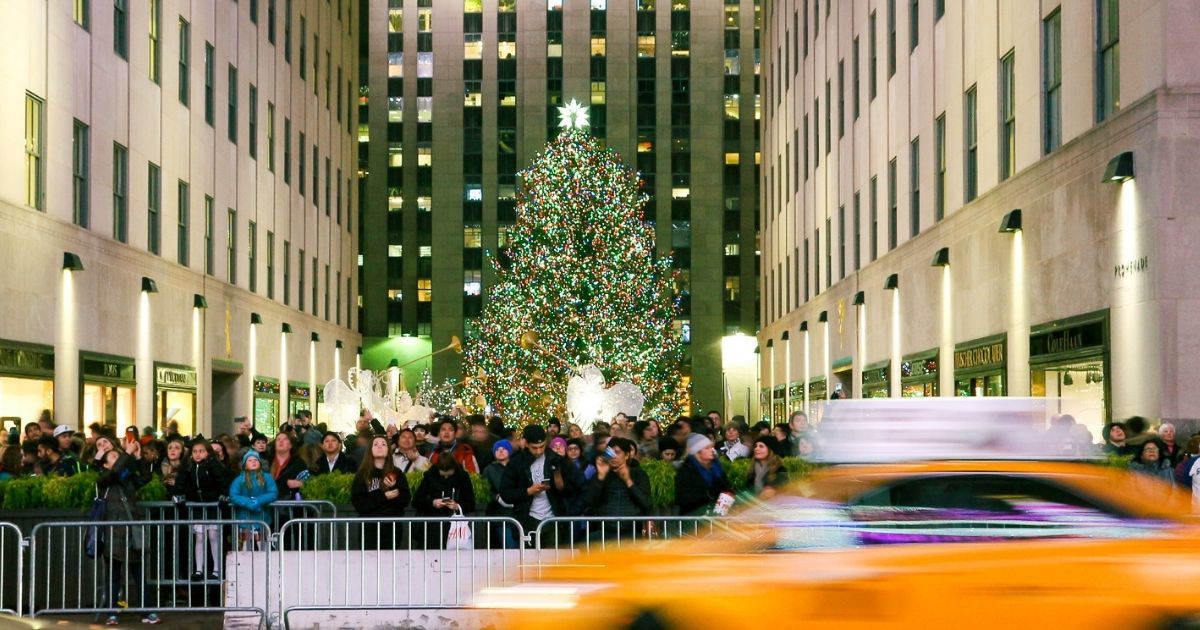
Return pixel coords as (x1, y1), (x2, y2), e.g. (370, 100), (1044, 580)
(275, 516), (525, 630)
(528, 515), (730, 577)
(28, 518), (272, 625)
(0, 522), (24, 616)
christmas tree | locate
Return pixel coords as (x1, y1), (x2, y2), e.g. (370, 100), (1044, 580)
(464, 118), (683, 426)
(414, 369), (456, 415)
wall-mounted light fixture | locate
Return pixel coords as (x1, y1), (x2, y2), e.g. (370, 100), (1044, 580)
(1102, 151), (1134, 183)
(336, 340), (344, 349)
(311, 332), (320, 342)
(999, 209), (1022, 233)
(62, 252), (84, 271)
(852, 291), (866, 306)
(780, 331), (790, 341)
(281, 323), (293, 334)
(193, 294), (208, 309)
(931, 247), (950, 267)
(818, 310), (828, 323)
(884, 274), (900, 290)
(140, 277), (158, 293)
(250, 313), (263, 325)
(799, 320), (808, 332)
(765, 339), (774, 348)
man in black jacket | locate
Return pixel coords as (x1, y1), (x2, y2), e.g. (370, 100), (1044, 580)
(499, 424), (585, 547)
(314, 431), (358, 474)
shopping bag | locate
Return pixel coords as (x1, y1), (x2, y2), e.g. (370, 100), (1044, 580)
(445, 507), (473, 550)
(85, 487), (108, 559)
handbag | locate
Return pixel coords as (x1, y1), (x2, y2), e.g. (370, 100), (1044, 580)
(85, 486), (108, 559)
(120, 496), (145, 552)
(445, 507), (473, 550)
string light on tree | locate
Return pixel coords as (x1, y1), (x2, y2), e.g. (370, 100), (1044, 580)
(464, 125), (684, 426)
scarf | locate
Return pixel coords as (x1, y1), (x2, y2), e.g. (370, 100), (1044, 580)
(689, 455), (724, 489)
(753, 460), (769, 493)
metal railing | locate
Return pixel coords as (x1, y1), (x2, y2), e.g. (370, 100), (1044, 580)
(27, 518), (272, 625)
(274, 516), (526, 629)
(0, 522), (23, 616)
(527, 515), (731, 577)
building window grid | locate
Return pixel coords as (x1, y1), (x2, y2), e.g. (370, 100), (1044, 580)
(147, 162), (161, 255)
(909, 138), (920, 238)
(248, 221), (257, 293)
(935, 113), (946, 221)
(227, 64), (238, 144)
(177, 180), (189, 266)
(1097, 0), (1120, 121)
(25, 93), (45, 211)
(149, 0), (161, 83)
(266, 231), (275, 299)
(965, 85), (978, 202)
(114, 0), (128, 59)
(72, 120), (89, 227)
(869, 11), (878, 100)
(113, 143), (128, 242)
(204, 43), (214, 125)
(1000, 50), (1015, 182)
(227, 208), (237, 284)
(869, 175), (878, 261)
(1044, 10), (1062, 154)
(204, 195), (213, 275)
(178, 18), (189, 105)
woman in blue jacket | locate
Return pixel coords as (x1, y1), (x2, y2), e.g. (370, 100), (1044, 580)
(228, 450), (278, 550)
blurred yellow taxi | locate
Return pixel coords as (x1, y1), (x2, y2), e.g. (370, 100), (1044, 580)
(482, 459), (1200, 630)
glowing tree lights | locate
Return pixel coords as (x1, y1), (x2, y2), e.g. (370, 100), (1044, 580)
(463, 128), (683, 426)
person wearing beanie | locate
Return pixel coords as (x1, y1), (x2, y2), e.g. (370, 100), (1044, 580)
(499, 424), (586, 544)
(482, 439), (519, 548)
(751, 435), (789, 499)
(657, 437), (680, 463)
(674, 435), (732, 516)
(314, 430), (358, 475)
(549, 436), (568, 457)
(228, 450), (279, 549)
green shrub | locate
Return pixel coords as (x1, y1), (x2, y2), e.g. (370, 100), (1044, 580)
(302, 472), (354, 505)
(43, 471), (98, 509)
(3, 476), (45, 510)
(639, 459), (676, 508)
(1101, 453), (1133, 469)
(723, 458), (753, 491)
(470, 473), (492, 505)
(136, 477), (168, 502)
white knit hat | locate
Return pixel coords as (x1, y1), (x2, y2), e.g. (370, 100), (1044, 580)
(687, 435), (714, 457)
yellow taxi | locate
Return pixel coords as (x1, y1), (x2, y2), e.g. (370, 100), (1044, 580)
(481, 400), (1200, 628)
(481, 459), (1200, 630)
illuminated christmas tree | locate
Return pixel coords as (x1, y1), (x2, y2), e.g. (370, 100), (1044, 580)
(414, 369), (456, 415)
(464, 109), (683, 426)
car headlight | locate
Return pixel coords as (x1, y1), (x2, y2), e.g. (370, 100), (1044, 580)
(472, 583), (614, 610)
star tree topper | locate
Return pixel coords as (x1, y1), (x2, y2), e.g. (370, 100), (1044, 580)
(557, 98), (590, 130)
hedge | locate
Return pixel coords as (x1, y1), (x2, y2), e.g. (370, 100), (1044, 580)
(0, 472), (169, 510)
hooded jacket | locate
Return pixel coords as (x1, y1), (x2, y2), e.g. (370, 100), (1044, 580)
(228, 451), (279, 525)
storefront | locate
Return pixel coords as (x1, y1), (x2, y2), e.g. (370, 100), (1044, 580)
(831, 358), (853, 399)
(954, 334), (1007, 397)
(771, 385), (786, 423)
(788, 381), (804, 414)
(0, 340), (54, 426)
(807, 377), (827, 420)
(861, 361), (890, 398)
(253, 377), (281, 437)
(287, 381), (313, 420)
(1030, 311), (1109, 439)
(80, 353), (136, 431)
(901, 350), (939, 397)
(154, 363), (197, 436)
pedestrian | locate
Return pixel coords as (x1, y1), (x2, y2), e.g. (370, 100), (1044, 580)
(392, 428), (430, 473)
(183, 438), (229, 582)
(413, 451), (476, 549)
(350, 435), (411, 550)
(482, 439), (519, 548)
(95, 447), (160, 625)
(429, 418), (480, 473)
(1159, 423), (1183, 467)
(633, 420), (661, 459)
(585, 437), (651, 539)
(37, 437), (81, 477)
(674, 435), (733, 516)
(228, 450), (278, 550)
(499, 424), (584, 547)
(751, 435), (790, 499)
(270, 432), (310, 500)
(314, 430), (358, 474)
(718, 424), (750, 461)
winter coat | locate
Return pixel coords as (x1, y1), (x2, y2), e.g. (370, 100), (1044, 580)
(184, 459), (230, 504)
(430, 441), (480, 474)
(313, 452), (358, 475)
(350, 467), (412, 518)
(499, 449), (585, 522)
(1130, 460), (1175, 484)
(228, 470), (279, 526)
(482, 461), (513, 516)
(413, 468), (476, 517)
(585, 462), (652, 517)
(674, 456), (733, 516)
(94, 453), (140, 563)
(270, 454), (311, 500)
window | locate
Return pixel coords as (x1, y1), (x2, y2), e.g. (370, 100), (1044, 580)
(75, 0), (89, 29)
(935, 113), (946, 221)
(147, 162), (161, 255)
(838, 205), (846, 280)
(227, 64), (238, 143)
(299, 16), (307, 79)
(299, 131), (306, 195)
(178, 18), (189, 104)
(324, 157), (330, 215)
(114, 0), (128, 59)
(266, 231), (275, 299)
(248, 85), (258, 159)
(909, 138), (920, 237)
(72, 120), (89, 227)
(268, 0), (276, 43)
(177, 181), (189, 266)
(227, 208), (237, 284)
(324, 264), (330, 320)
(838, 59), (845, 137)
(312, 145), (319, 206)
(869, 175), (878, 261)
(1000, 50), (1015, 181)
(311, 257), (318, 315)
(25, 93), (44, 211)
(204, 43), (214, 125)
(1097, 0), (1120, 121)
(888, 158), (898, 250)
(267, 102), (275, 171)
(803, 114), (809, 179)
(803, 0), (809, 57)
(149, 0), (161, 83)
(284, 0), (292, 62)
(814, 98), (819, 168)
(248, 221), (257, 293)
(853, 191), (861, 271)
(825, 80), (831, 153)
(283, 118), (291, 183)
(250, 0), (258, 24)
(853, 37), (860, 119)
(112, 143), (127, 242)
(851, 475), (1124, 519)
(869, 11), (878, 100)
(1044, 10), (1062, 153)
(965, 85), (978, 202)
(298, 248), (305, 311)
(204, 195), (214, 275)
(909, 0), (918, 51)
(887, 0), (896, 77)
(283, 240), (291, 305)
(825, 216), (832, 287)
(936, 0), (944, 20)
